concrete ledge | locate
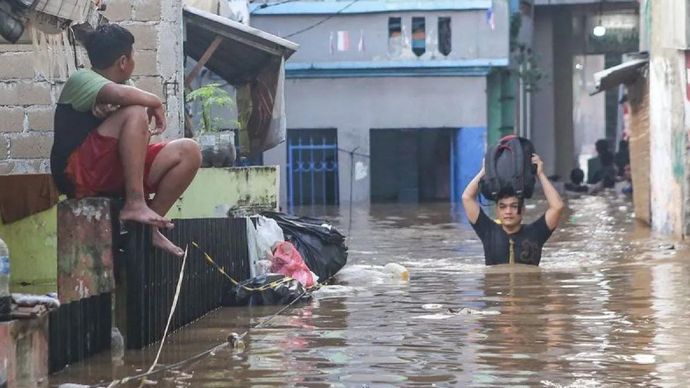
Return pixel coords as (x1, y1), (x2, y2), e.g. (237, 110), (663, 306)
(168, 166), (280, 218)
(0, 315), (49, 388)
(57, 198), (117, 304)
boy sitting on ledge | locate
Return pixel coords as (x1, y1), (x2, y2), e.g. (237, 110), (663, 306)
(50, 24), (201, 257)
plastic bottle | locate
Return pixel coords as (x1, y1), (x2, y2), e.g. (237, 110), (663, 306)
(0, 237), (10, 318)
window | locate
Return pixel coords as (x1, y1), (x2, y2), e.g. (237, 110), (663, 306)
(388, 17), (402, 55)
(411, 17), (425, 57)
(438, 17), (451, 56)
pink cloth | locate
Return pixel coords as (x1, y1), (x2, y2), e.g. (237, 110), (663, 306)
(270, 241), (314, 288)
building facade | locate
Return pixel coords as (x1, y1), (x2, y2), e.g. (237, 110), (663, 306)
(530, 0), (639, 180)
(251, 0), (512, 208)
(643, 0), (690, 237)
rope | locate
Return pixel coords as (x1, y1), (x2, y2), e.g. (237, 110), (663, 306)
(136, 246), (189, 388)
(191, 242), (303, 292)
(107, 246), (189, 388)
(100, 242), (316, 388)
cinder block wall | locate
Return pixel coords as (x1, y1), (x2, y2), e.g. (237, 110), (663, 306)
(0, 0), (184, 176)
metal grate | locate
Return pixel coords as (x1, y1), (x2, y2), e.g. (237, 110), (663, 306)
(118, 218), (250, 349)
(287, 129), (340, 208)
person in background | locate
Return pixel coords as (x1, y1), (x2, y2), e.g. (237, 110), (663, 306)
(565, 168), (588, 193)
(589, 152), (617, 194)
(587, 139), (613, 185)
(615, 140), (630, 178)
(615, 163), (633, 196)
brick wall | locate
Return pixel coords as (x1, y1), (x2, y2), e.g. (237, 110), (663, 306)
(0, 0), (184, 176)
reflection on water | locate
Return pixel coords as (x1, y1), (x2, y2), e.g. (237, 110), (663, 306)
(51, 195), (690, 387)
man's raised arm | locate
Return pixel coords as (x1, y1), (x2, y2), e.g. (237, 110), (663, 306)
(462, 166), (485, 224)
(532, 154), (564, 230)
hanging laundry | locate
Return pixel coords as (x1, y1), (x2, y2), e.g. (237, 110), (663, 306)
(337, 30), (350, 51)
(358, 29), (365, 52)
(486, 5), (495, 30)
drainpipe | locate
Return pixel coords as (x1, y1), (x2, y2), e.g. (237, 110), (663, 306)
(526, 86), (532, 140)
(517, 66), (524, 136)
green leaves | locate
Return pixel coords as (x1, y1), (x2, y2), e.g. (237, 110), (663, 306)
(185, 83), (236, 134)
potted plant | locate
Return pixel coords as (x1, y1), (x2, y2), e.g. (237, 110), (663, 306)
(185, 83), (237, 167)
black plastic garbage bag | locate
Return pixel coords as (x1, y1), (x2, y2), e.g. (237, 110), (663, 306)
(262, 212), (348, 282)
(226, 274), (312, 306)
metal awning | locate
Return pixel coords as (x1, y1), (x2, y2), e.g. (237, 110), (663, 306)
(182, 5), (299, 86)
(590, 54), (648, 95)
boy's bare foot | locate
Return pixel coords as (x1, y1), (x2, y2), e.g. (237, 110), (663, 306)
(152, 228), (184, 257)
(120, 201), (173, 229)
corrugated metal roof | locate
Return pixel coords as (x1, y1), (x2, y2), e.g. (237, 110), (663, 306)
(590, 54), (648, 95)
(183, 5), (298, 85)
(250, 0), (491, 15)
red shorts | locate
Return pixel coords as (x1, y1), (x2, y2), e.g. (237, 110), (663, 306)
(65, 131), (166, 199)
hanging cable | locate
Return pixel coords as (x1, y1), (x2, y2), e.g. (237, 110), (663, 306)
(283, 0), (362, 39)
(250, 0), (301, 14)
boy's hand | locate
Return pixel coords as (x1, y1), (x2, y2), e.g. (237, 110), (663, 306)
(92, 103), (119, 119)
(531, 154), (544, 176)
(147, 105), (167, 135)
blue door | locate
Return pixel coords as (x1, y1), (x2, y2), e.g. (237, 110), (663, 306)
(450, 127), (486, 203)
(287, 129), (339, 208)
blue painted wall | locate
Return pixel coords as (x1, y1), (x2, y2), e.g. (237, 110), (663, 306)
(450, 127), (486, 203)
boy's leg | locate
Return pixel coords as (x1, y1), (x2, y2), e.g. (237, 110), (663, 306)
(146, 138), (202, 256)
(95, 105), (173, 229)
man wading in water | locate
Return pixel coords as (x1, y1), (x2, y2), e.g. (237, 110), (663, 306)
(462, 154), (564, 265)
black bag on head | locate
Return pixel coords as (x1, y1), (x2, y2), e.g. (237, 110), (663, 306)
(479, 135), (536, 201)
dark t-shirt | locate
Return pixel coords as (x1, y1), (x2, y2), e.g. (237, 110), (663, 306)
(470, 209), (553, 266)
(50, 69), (112, 196)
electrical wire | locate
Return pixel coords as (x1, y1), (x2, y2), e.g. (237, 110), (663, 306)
(250, 0), (302, 14)
(283, 0), (362, 39)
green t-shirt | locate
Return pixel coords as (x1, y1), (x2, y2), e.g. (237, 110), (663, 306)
(57, 69), (113, 112)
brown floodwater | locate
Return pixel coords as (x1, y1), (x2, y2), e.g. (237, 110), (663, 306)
(50, 194), (690, 387)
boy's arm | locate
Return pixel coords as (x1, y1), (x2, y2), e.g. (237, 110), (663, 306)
(533, 154), (565, 230)
(96, 83), (161, 108)
(462, 166), (485, 224)
(96, 83), (166, 134)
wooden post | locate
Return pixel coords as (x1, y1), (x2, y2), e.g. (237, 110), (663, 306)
(184, 35), (224, 89)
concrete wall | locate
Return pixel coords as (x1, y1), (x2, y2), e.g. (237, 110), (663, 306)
(251, 6), (509, 63)
(0, 166), (279, 286)
(532, 6), (576, 180)
(263, 76), (487, 205)
(0, 0), (185, 175)
(0, 207), (57, 285)
(532, 2), (639, 180)
(531, 7), (556, 175)
(168, 167), (279, 218)
(647, 0), (688, 237)
(572, 54), (606, 171)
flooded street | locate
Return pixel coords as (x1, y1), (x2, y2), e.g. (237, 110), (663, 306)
(51, 194), (690, 387)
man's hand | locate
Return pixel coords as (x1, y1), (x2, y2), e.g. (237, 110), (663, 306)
(147, 105), (167, 135)
(92, 103), (119, 119)
(531, 154), (544, 176)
